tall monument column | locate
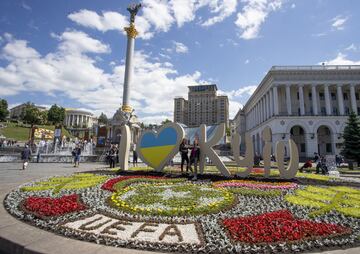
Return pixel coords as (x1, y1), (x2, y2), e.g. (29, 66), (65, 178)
(122, 3), (142, 113)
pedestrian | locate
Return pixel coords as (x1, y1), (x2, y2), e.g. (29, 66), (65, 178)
(21, 144), (32, 170)
(299, 159), (312, 173)
(179, 138), (190, 174)
(115, 144), (119, 164)
(189, 139), (200, 181)
(133, 143), (138, 167)
(72, 145), (81, 167)
(108, 145), (116, 168)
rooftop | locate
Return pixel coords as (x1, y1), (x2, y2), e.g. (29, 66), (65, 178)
(271, 65), (360, 71)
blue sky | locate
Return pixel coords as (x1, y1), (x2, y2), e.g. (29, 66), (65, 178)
(1, 0), (360, 123)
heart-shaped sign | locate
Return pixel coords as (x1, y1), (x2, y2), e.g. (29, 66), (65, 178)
(137, 122), (185, 171)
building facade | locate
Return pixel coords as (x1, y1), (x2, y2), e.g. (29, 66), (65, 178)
(174, 84), (229, 128)
(64, 109), (97, 128)
(236, 65), (360, 158)
(63, 109), (98, 138)
(9, 103), (47, 119)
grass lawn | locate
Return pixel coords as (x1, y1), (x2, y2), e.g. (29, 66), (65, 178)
(0, 122), (73, 141)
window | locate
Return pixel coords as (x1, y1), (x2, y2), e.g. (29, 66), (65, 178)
(326, 143), (332, 153)
(356, 93), (360, 100)
(319, 93), (325, 100)
(301, 143), (306, 153)
(344, 93), (348, 100)
(297, 92), (299, 100)
(345, 107), (350, 115)
(331, 93), (336, 100)
(333, 107), (338, 115)
(321, 107), (326, 115)
(309, 92), (312, 100)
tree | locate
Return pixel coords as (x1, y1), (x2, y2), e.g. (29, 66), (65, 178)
(0, 99), (9, 121)
(341, 112), (360, 165)
(39, 110), (48, 125)
(98, 112), (109, 125)
(161, 119), (172, 125)
(47, 104), (65, 126)
(22, 104), (43, 141)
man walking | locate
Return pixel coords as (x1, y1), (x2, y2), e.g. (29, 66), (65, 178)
(21, 144), (31, 170)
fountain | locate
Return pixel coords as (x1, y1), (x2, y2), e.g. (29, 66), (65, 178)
(0, 138), (98, 163)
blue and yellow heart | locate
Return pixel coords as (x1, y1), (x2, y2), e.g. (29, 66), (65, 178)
(139, 127), (179, 169)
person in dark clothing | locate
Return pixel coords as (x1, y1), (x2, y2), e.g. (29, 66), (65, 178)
(189, 139), (200, 181)
(108, 145), (116, 168)
(72, 145), (81, 167)
(21, 144), (31, 170)
(133, 143), (138, 167)
(316, 156), (328, 174)
(179, 138), (190, 174)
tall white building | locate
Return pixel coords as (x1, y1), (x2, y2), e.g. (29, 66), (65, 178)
(235, 65), (360, 158)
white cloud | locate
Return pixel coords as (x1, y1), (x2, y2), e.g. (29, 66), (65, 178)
(68, 9), (127, 33)
(219, 85), (257, 118)
(345, 43), (357, 51)
(229, 100), (243, 119)
(235, 0), (283, 40)
(200, 0), (238, 27)
(331, 15), (348, 30)
(21, 1), (31, 11)
(0, 33), (204, 123)
(321, 52), (360, 65)
(291, 3), (296, 9)
(2, 39), (40, 59)
(173, 41), (188, 53)
(142, 0), (174, 32)
(52, 30), (110, 54)
(170, 0), (196, 27)
(244, 59), (250, 64)
(68, 1), (240, 40)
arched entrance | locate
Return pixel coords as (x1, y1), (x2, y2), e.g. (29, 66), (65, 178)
(317, 125), (332, 155)
(290, 125), (306, 157)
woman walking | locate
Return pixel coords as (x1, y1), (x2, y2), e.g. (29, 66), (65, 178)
(189, 139), (200, 181)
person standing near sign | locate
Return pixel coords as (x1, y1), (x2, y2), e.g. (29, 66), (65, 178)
(189, 139), (200, 181)
(179, 138), (190, 174)
(21, 144), (31, 170)
(133, 143), (138, 167)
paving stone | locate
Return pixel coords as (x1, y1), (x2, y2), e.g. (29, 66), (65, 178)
(23, 235), (102, 254)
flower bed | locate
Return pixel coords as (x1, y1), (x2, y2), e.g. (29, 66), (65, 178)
(213, 179), (298, 190)
(3, 172), (360, 253)
(110, 182), (235, 216)
(22, 194), (86, 218)
(223, 210), (351, 244)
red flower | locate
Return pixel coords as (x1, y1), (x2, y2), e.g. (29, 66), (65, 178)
(222, 210), (350, 244)
(23, 194), (86, 218)
(101, 175), (168, 192)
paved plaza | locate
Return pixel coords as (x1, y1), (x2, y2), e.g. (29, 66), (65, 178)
(0, 162), (359, 254)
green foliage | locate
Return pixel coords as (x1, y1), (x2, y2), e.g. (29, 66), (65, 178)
(47, 104), (65, 125)
(228, 187), (282, 197)
(161, 119), (172, 125)
(21, 103), (42, 126)
(113, 178), (185, 190)
(285, 186), (360, 218)
(341, 112), (360, 162)
(98, 112), (109, 125)
(111, 182), (234, 216)
(21, 173), (108, 194)
(0, 99), (9, 121)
